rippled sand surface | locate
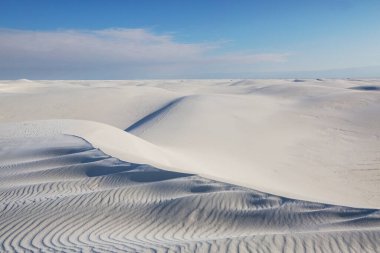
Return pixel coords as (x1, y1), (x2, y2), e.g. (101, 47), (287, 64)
(0, 135), (379, 252)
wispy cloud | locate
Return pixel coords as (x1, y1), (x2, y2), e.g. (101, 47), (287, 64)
(0, 28), (290, 79)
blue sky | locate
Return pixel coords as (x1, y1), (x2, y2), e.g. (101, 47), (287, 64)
(0, 0), (379, 79)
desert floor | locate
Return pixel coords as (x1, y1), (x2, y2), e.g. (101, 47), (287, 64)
(0, 79), (379, 252)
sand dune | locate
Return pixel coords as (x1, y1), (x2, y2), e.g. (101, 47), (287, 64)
(0, 79), (380, 252)
(1, 132), (379, 252)
(1, 79), (379, 208)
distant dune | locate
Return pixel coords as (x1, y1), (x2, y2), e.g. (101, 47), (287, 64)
(0, 79), (380, 252)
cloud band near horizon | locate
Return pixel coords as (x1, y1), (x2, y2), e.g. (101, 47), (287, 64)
(0, 28), (289, 79)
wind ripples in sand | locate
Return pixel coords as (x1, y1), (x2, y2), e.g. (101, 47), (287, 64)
(0, 135), (379, 252)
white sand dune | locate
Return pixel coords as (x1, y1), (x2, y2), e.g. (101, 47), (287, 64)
(1, 79), (380, 208)
(0, 79), (380, 252)
(0, 127), (379, 252)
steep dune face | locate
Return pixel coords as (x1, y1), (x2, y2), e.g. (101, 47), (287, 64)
(1, 133), (379, 253)
(0, 79), (380, 209)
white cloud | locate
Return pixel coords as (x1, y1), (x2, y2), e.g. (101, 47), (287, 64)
(0, 28), (290, 78)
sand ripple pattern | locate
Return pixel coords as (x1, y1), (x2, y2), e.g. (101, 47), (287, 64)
(0, 135), (379, 253)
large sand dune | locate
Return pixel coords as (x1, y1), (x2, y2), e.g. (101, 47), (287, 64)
(0, 79), (380, 252)
(1, 126), (379, 252)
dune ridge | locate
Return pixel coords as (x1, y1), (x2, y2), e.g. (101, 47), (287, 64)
(1, 79), (380, 252)
(0, 133), (379, 252)
(3, 79), (379, 208)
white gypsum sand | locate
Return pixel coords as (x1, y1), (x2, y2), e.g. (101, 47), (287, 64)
(0, 79), (379, 252)
(0, 132), (379, 252)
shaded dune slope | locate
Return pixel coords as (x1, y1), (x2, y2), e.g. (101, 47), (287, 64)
(0, 135), (379, 253)
(126, 96), (187, 133)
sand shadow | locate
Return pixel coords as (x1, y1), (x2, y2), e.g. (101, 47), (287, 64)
(126, 170), (192, 182)
(349, 86), (380, 91)
(125, 97), (185, 132)
(85, 159), (193, 182)
(85, 163), (139, 177)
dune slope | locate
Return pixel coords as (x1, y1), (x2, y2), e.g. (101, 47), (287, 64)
(1, 133), (379, 253)
(0, 79), (380, 208)
(0, 79), (380, 252)
(2, 79), (379, 208)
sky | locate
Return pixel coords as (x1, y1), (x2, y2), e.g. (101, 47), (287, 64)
(0, 0), (379, 79)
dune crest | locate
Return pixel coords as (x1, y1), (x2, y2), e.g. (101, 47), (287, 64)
(0, 133), (379, 252)
(0, 79), (380, 209)
(1, 79), (380, 252)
